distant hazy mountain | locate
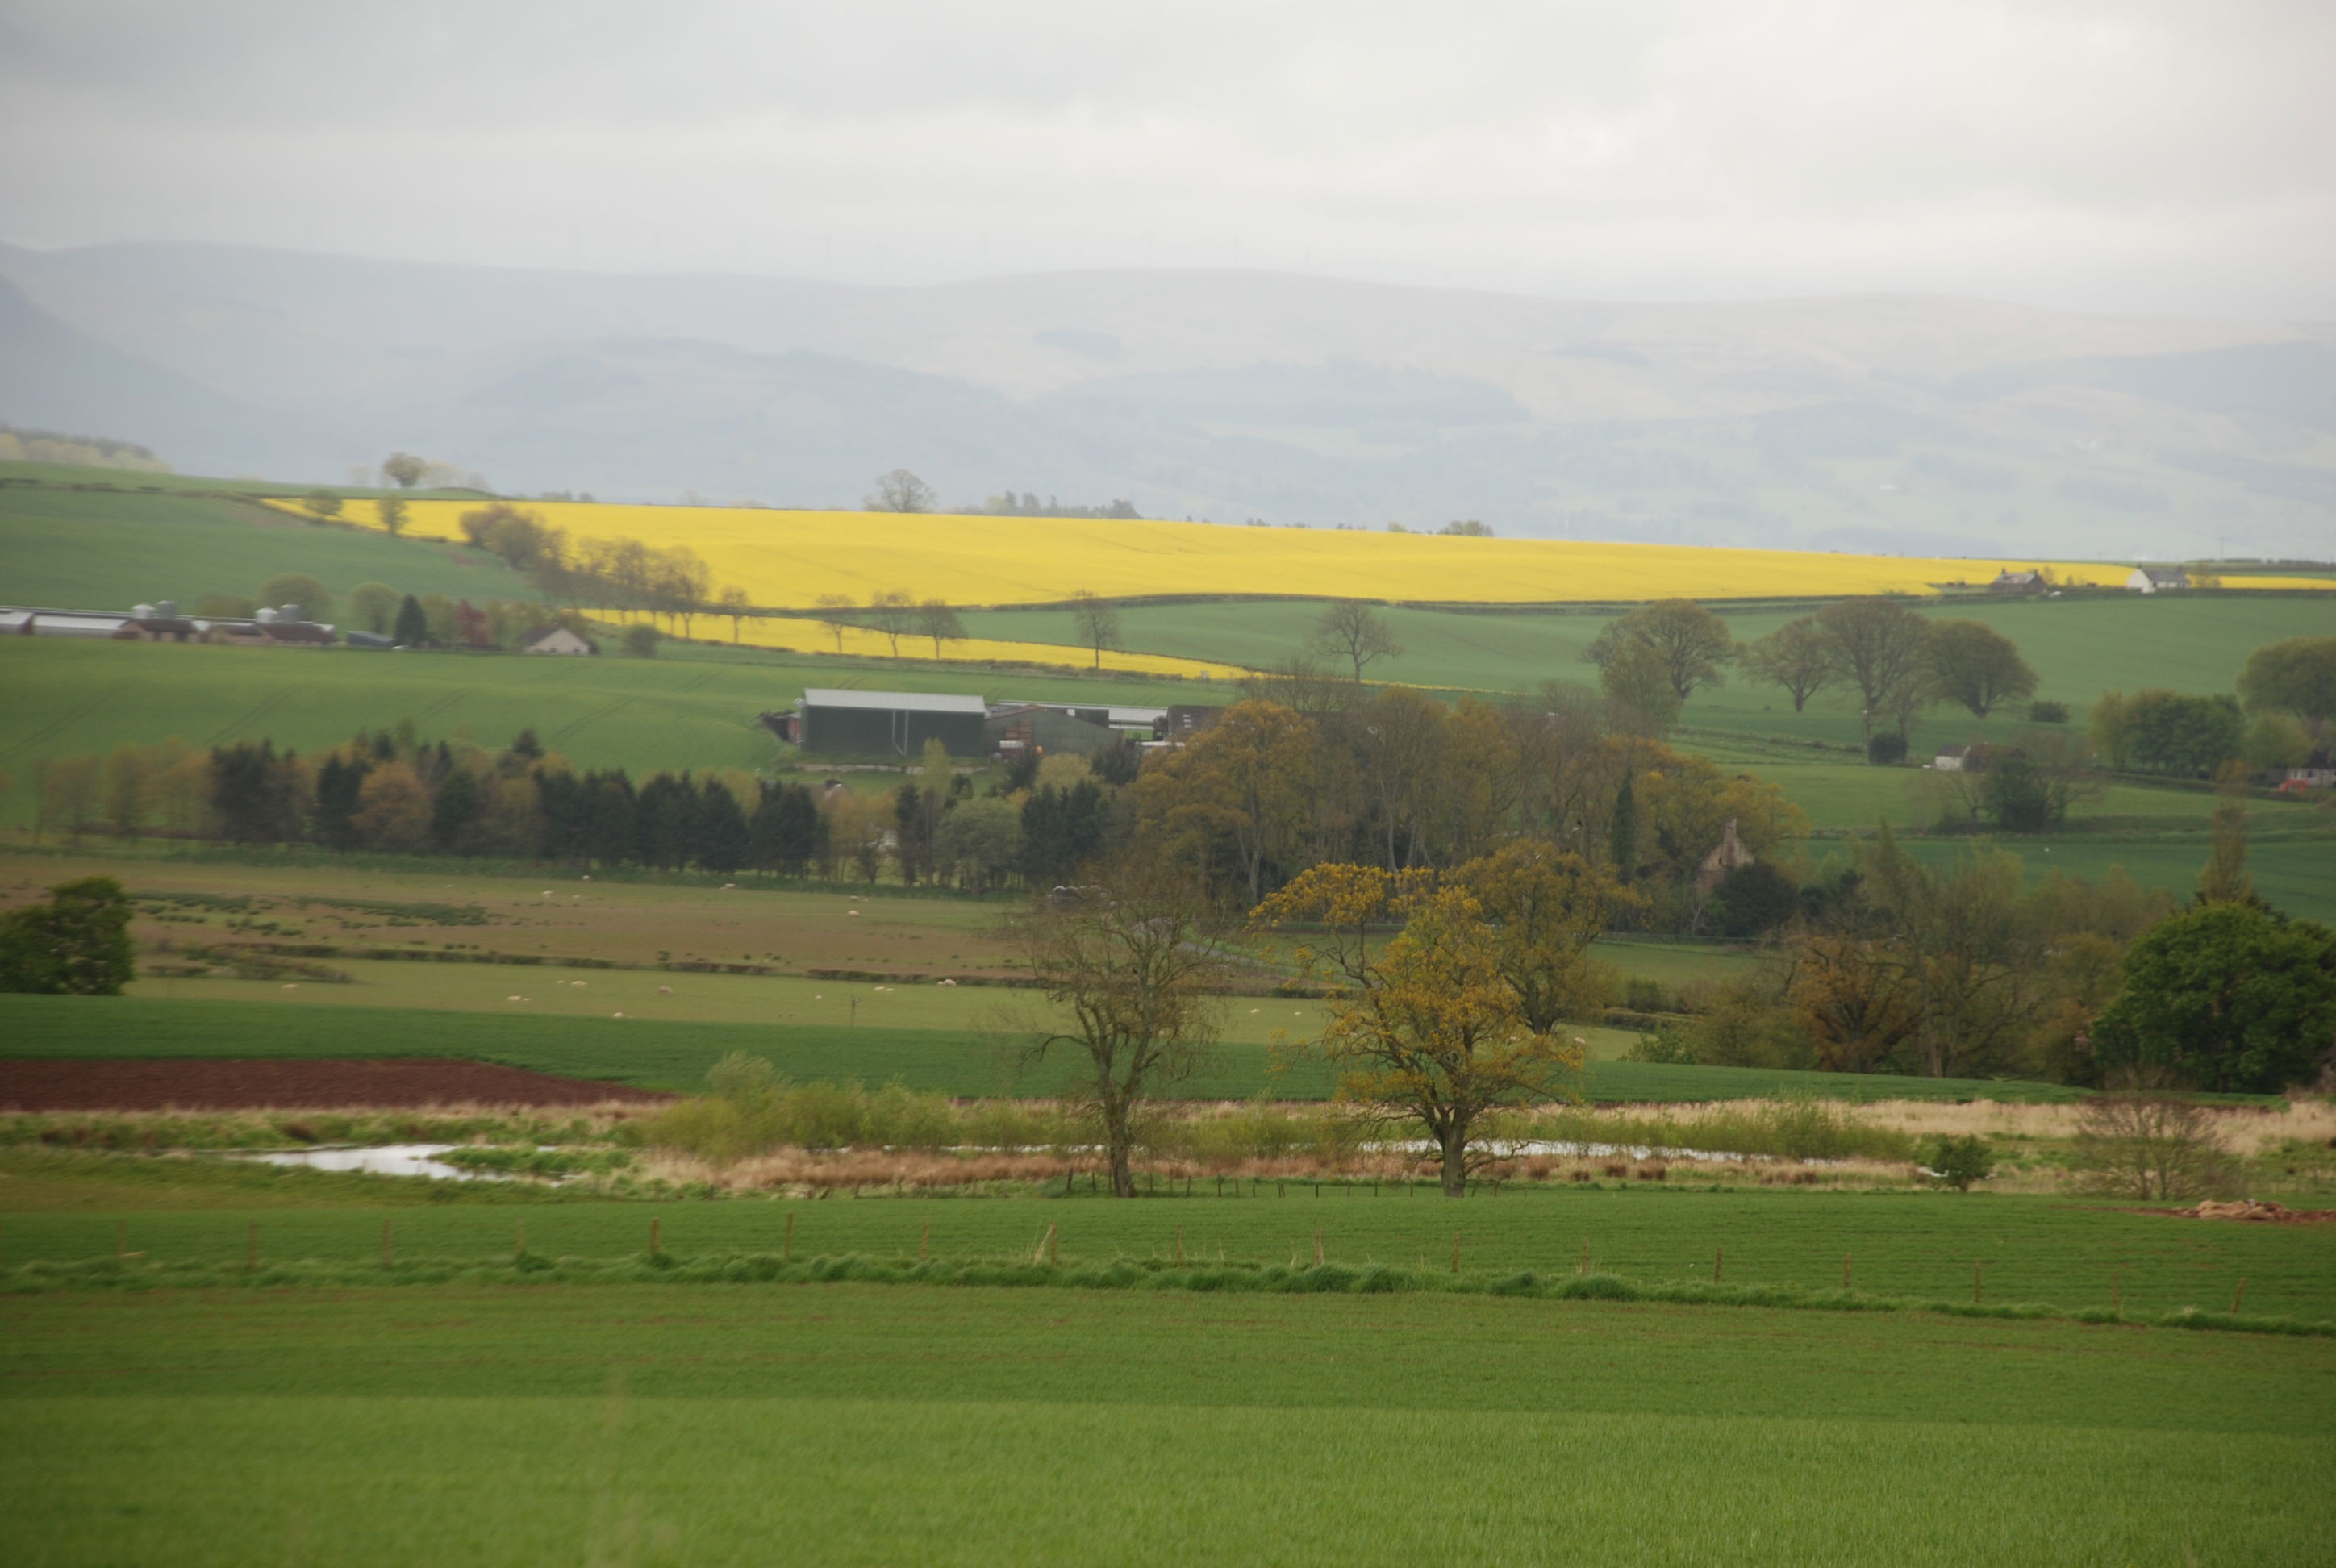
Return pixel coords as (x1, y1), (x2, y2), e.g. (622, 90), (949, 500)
(2, 240), (2330, 559)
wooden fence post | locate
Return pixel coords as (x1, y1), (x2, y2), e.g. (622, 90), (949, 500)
(1714, 1246), (1723, 1284)
(2231, 1277), (2248, 1315)
(1313, 1230), (1324, 1266)
(920, 1220), (930, 1261)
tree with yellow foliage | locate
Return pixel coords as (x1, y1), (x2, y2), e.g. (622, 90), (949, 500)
(1257, 863), (1587, 1195)
(1452, 840), (1641, 1033)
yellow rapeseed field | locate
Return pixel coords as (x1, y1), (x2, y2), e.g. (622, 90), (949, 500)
(317, 498), (2326, 607)
(718, 616), (1248, 681)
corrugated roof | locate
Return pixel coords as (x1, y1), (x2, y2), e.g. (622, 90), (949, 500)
(799, 687), (987, 715)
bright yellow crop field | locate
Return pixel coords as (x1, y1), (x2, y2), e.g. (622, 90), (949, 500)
(315, 498), (2327, 609)
(720, 616), (1247, 680)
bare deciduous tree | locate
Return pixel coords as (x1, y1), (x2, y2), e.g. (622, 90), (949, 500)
(812, 593), (855, 653)
(1010, 867), (1228, 1196)
(2070, 1079), (2236, 1199)
(1070, 590), (1122, 669)
(865, 469), (937, 513)
(867, 590), (914, 655)
(1309, 599), (1403, 682)
(916, 598), (966, 657)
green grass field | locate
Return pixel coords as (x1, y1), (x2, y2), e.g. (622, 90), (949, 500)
(6, 1186), (2325, 1318)
(0, 636), (1196, 819)
(0, 994), (2084, 1103)
(3, 1274), (2330, 1565)
(0, 475), (533, 614)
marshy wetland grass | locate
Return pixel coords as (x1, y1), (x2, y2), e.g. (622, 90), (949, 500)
(3, 1280), (2332, 1567)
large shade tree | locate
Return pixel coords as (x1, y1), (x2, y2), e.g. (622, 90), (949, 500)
(2090, 902), (2336, 1094)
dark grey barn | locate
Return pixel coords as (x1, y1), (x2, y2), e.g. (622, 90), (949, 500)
(794, 688), (988, 757)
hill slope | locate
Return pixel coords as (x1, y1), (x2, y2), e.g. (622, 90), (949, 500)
(2, 241), (2330, 557)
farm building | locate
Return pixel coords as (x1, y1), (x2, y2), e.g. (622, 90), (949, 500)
(985, 704), (1118, 757)
(4, 606), (129, 638)
(788, 689), (989, 757)
(1163, 704), (1226, 741)
(2126, 566), (2189, 593)
(1933, 744), (1971, 771)
(1988, 570), (2044, 593)
(1694, 819), (1757, 894)
(523, 624), (594, 656)
(114, 602), (201, 642)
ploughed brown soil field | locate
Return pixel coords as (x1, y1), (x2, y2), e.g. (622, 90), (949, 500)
(0, 1058), (674, 1111)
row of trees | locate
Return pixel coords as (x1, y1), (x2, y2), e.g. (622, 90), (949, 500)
(1586, 596), (2042, 740)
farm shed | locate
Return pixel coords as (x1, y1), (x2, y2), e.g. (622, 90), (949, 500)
(1163, 704), (1227, 741)
(523, 624), (594, 656)
(986, 704), (1117, 757)
(3, 607), (127, 638)
(2126, 566), (2190, 593)
(793, 688), (988, 757)
(1933, 744), (1971, 771)
(1988, 570), (2044, 593)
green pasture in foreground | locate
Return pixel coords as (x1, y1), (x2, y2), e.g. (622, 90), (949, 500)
(3, 1283), (2330, 1566)
(6, 1187), (2328, 1320)
(0, 994), (2080, 1103)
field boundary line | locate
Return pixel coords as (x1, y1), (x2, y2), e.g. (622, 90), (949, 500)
(8, 1249), (2332, 1340)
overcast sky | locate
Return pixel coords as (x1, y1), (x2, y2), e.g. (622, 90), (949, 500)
(2, 0), (2330, 317)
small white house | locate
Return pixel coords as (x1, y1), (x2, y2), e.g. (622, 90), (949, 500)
(1933, 744), (1971, 772)
(523, 624), (594, 656)
(2126, 566), (2189, 594)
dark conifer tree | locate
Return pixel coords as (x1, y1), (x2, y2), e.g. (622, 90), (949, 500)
(313, 754), (372, 852)
(431, 769), (482, 854)
(583, 771), (639, 866)
(695, 782), (750, 874)
(392, 594), (428, 647)
(210, 741), (303, 844)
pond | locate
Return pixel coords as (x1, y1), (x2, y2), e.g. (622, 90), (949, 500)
(238, 1144), (499, 1181)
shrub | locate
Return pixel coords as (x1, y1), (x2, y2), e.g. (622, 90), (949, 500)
(1625, 1025), (1696, 1064)
(2028, 700), (2069, 724)
(621, 623), (661, 657)
(2068, 1083), (2237, 1199)
(1624, 977), (1671, 1013)
(1928, 1134), (1994, 1191)
(1867, 732), (1908, 765)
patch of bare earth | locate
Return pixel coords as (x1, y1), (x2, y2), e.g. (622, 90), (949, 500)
(0, 1058), (672, 1111)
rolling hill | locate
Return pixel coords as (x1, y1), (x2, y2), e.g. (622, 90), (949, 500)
(1, 240), (2330, 558)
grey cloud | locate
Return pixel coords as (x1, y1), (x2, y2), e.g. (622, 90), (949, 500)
(0, 0), (2329, 314)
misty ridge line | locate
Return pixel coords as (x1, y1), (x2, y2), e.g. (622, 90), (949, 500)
(0, 240), (2330, 561)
